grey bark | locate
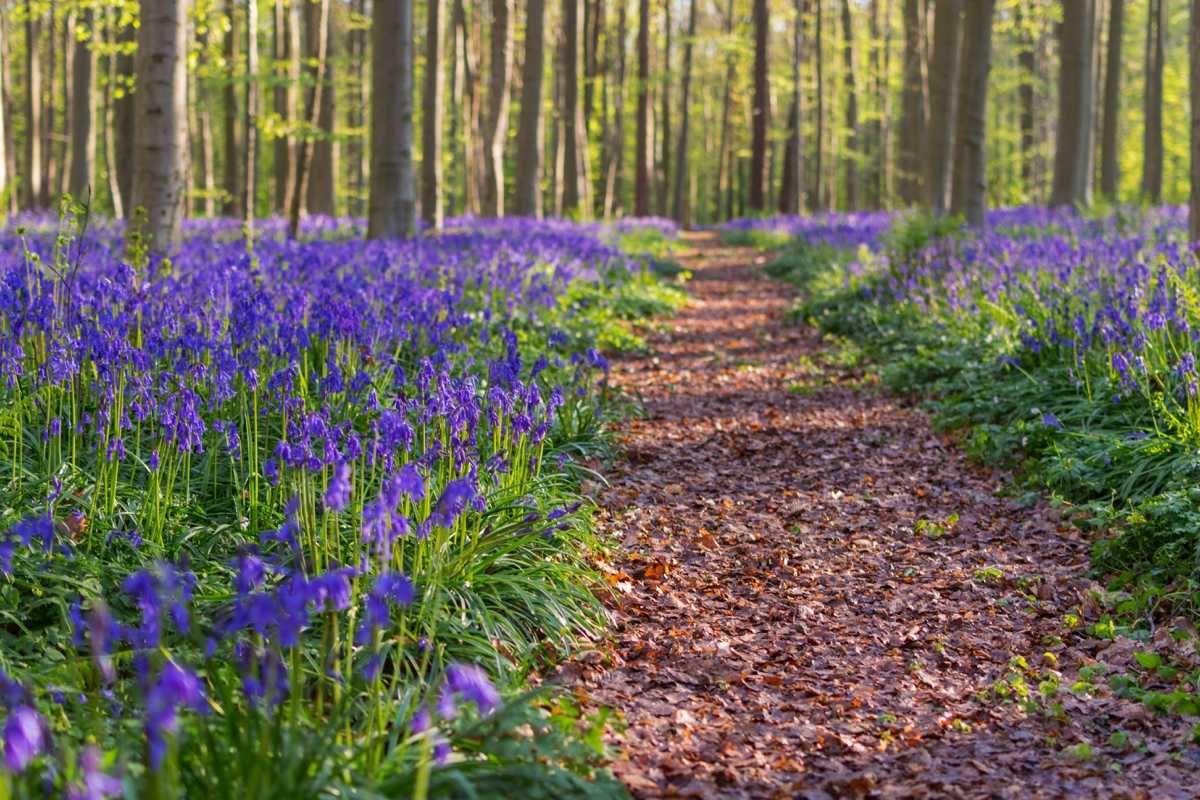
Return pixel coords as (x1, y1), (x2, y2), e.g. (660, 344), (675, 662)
(368, 0), (416, 237)
(841, 0), (859, 210)
(671, 0), (697, 223)
(925, 0), (961, 214)
(306, 0), (337, 216)
(483, 0), (512, 216)
(1142, 0), (1164, 202)
(562, 0), (587, 215)
(1050, 0), (1095, 207)
(897, 0), (926, 203)
(713, 0), (735, 219)
(244, 0), (259, 230)
(948, 0), (995, 227)
(749, 0), (769, 210)
(633, 0), (650, 215)
(514, 0), (547, 216)
(423, 0), (445, 227)
(1099, 0), (1122, 198)
(129, 0), (188, 253)
(68, 8), (95, 199)
(223, 0), (241, 217)
(288, 0), (330, 235)
(25, 11), (42, 208)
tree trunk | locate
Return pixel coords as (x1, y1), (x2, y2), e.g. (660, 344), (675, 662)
(288, 0), (330, 235)
(484, 0), (513, 216)
(25, 11), (42, 208)
(562, 0), (587, 215)
(68, 8), (95, 199)
(368, 0), (416, 237)
(514, 0), (548, 216)
(841, 0), (859, 209)
(657, 0), (671, 217)
(113, 23), (134, 215)
(924, 0), (961, 213)
(897, 0), (925, 203)
(602, 0), (627, 218)
(713, 0), (735, 219)
(58, 7), (72, 198)
(0, 1), (13, 212)
(244, 0), (259, 230)
(349, 0), (368, 216)
(273, 0), (291, 213)
(585, 0), (604, 120)
(1050, 0), (1094, 207)
(1018, 0), (1035, 193)
(423, 0), (445, 227)
(780, 0), (803, 214)
(100, 16), (123, 217)
(812, 0), (824, 209)
(948, 0), (994, 226)
(223, 0), (241, 216)
(749, 0), (769, 211)
(306, 0), (337, 216)
(129, 0), (188, 253)
(633, 0), (651, 216)
(1099, 0), (1122, 198)
(1142, 0), (1164, 202)
(671, 0), (696, 223)
(1189, 0), (1200, 241)
(43, 0), (57, 203)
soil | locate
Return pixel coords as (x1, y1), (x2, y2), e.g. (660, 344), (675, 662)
(569, 233), (1200, 800)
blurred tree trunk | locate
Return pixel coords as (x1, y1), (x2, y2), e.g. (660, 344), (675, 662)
(713, 0), (734, 219)
(633, 0), (650, 216)
(602, 0), (626, 218)
(100, 17), (124, 217)
(1142, 0), (1164, 202)
(130, 0), (188, 253)
(244, 0), (259, 230)
(1050, 0), (1094, 206)
(288, 0), (329, 235)
(483, 0), (512, 216)
(925, 0), (960, 214)
(657, 0), (671, 216)
(348, 0), (367, 216)
(779, 0), (803, 215)
(1099, 0), (1122, 198)
(44, 0), (57, 203)
(671, 0), (696, 223)
(273, 0), (291, 213)
(1018, 0), (1035, 194)
(948, 0), (994, 226)
(514, 0), (547, 215)
(306, 0), (337, 216)
(368, 0), (416, 237)
(840, 0), (858, 209)
(68, 8), (95, 199)
(812, 0), (824, 209)
(25, 10), (43, 208)
(0, 2), (13, 213)
(114, 23), (135, 215)
(585, 0), (603, 120)
(897, 0), (925, 204)
(749, 0), (769, 210)
(1189, 0), (1199, 241)
(562, 0), (587, 216)
(423, 0), (445, 227)
(223, 0), (241, 216)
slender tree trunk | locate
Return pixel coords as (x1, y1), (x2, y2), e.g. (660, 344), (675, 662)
(657, 0), (671, 217)
(585, 0), (604, 120)
(0, 1), (13, 212)
(1050, 0), (1094, 206)
(25, 11), (42, 208)
(349, 0), (367, 216)
(113, 23), (134, 215)
(633, 0), (651, 216)
(749, 0), (769, 210)
(1142, 0), (1164, 202)
(1018, 0), (1036, 193)
(68, 8), (95, 199)
(812, 0), (824, 209)
(484, 0), (513, 216)
(44, 0), (56, 203)
(1189, 0), (1200, 241)
(514, 0), (548, 216)
(602, 0), (627, 218)
(305, 0), (337, 216)
(423, 0), (446, 227)
(841, 0), (859, 209)
(244, 0), (259, 230)
(1099, 0), (1123, 198)
(100, 16), (123, 218)
(671, 0), (696, 223)
(223, 0), (241, 216)
(897, 0), (925, 203)
(288, 0), (330, 235)
(129, 0), (188, 253)
(781, 0), (803, 214)
(368, 0), (416, 237)
(881, 0), (894, 205)
(273, 0), (290, 213)
(713, 0), (734, 219)
(948, 0), (994, 226)
(562, 0), (586, 215)
(58, 7), (72, 198)
(924, 0), (960, 213)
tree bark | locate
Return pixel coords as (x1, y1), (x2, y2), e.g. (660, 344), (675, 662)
(1017, 0), (1036, 193)
(244, 0), (259, 230)
(288, 0), (330, 235)
(713, 0), (734, 219)
(813, 0), (824, 209)
(25, 10), (42, 208)
(1099, 0), (1122, 198)
(368, 0), (416, 237)
(562, 0), (587, 215)
(1142, 0), (1164, 202)
(306, 0), (337, 216)
(1189, 0), (1200, 241)
(514, 0), (548, 216)
(925, 0), (961, 214)
(113, 22), (135, 215)
(0, 1), (13, 212)
(68, 7), (95, 199)
(948, 0), (994, 226)
(841, 0), (859, 210)
(223, 0), (241, 216)
(43, 0), (57, 203)
(129, 0), (188, 253)
(657, 0), (671, 217)
(484, 0), (513, 216)
(100, 16), (124, 218)
(671, 0), (696, 223)
(273, 0), (291, 213)
(602, 0), (627, 218)
(749, 0), (769, 211)
(1050, 0), (1094, 207)
(423, 0), (445, 227)
(633, 0), (651, 216)
(779, 0), (803, 214)
(897, 0), (926, 203)
(585, 0), (604, 120)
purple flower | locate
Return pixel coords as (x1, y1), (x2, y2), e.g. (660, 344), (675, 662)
(429, 478), (477, 529)
(446, 663), (501, 715)
(144, 661), (205, 770)
(67, 747), (122, 800)
(396, 462), (427, 501)
(3, 705), (45, 772)
(325, 463), (353, 512)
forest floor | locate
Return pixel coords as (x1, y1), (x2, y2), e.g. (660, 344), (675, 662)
(566, 233), (1200, 799)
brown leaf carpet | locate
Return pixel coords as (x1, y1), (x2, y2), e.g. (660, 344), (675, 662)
(570, 233), (1199, 800)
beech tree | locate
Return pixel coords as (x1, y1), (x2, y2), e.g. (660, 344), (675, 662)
(68, 7), (95, 200)
(748, 0), (768, 210)
(1100, 0), (1123, 199)
(423, 0), (445, 228)
(514, 0), (548, 216)
(1050, 0), (1095, 207)
(925, 0), (961, 214)
(1143, 0), (1165, 203)
(633, 0), (650, 216)
(483, 0), (512, 217)
(368, 0), (416, 238)
(671, 0), (697, 223)
(948, 0), (995, 227)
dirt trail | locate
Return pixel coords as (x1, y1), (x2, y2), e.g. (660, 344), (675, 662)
(573, 233), (1198, 799)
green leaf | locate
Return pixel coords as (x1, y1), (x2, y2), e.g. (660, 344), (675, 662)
(1134, 652), (1163, 670)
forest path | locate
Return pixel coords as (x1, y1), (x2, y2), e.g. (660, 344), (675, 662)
(573, 233), (1197, 799)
